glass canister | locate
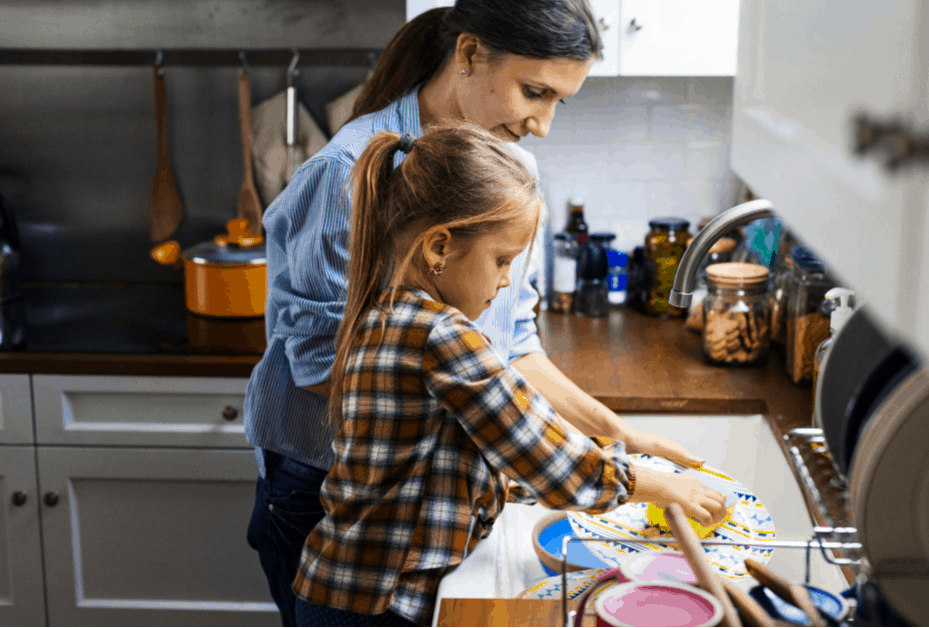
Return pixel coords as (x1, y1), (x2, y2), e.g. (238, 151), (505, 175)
(684, 236), (738, 331)
(703, 263), (771, 366)
(643, 217), (690, 317)
(575, 237), (610, 318)
(784, 246), (835, 384)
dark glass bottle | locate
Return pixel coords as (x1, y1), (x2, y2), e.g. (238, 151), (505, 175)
(563, 201), (588, 237)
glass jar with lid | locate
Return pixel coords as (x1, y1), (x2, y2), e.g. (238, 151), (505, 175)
(643, 217), (690, 317)
(685, 236), (738, 331)
(702, 262), (771, 366)
(784, 246), (836, 384)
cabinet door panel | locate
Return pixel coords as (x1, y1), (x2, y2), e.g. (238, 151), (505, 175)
(0, 446), (46, 626)
(619, 0), (739, 76)
(0, 374), (34, 445)
(38, 447), (277, 627)
(33, 375), (251, 448)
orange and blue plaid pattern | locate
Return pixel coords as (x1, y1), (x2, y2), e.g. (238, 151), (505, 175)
(292, 287), (632, 625)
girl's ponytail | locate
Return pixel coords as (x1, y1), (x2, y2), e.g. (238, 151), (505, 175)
(350, 8), (453, 122)
(328, 133), (403, 428)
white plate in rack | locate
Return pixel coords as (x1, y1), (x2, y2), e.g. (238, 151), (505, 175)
(567, 454), (776, 580)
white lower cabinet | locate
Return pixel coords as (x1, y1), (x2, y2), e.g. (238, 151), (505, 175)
(37, 446), (278, 627)
(0, 446), (46, 626)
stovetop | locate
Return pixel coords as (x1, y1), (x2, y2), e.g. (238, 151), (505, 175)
(17, 282), (265, 355)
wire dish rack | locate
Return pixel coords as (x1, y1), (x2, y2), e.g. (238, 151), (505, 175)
(557, 426), (865, 626)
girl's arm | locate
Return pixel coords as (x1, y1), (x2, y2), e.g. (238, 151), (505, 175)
(424, 314), (727, 525)
(512, 352), (705, 469)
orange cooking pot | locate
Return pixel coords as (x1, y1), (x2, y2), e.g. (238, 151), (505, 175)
(151, 218), (267, 318)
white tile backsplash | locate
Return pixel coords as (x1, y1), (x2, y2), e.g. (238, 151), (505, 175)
(524, 76), (744, 244)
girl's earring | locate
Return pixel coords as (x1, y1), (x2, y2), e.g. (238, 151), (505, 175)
(460, 68), (468, 77)
(431, 262), (444, 275)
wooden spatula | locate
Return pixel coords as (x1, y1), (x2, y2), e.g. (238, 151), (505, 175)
(148, 67), (183, 242)
(237, 69), (263, 238)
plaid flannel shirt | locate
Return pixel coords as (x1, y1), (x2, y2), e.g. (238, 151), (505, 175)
(292, 287), (633, 624)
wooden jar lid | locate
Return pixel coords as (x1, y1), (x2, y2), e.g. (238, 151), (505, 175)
(706, 262), (770, 289)
(708, 237), (737, 255)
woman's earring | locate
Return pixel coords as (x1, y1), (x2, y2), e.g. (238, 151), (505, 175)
(431, 262), (444, 275)
(460, 68), (468, 77)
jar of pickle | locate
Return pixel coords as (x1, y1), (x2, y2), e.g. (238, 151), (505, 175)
(643, 217), (690, 317)
(784, 246), (835, 384)
(703, 263), (771, 366)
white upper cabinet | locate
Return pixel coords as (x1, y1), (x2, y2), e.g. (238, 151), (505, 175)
(617, 0), (740, 76)
(730, 0), (929, 361)
(405, 1), (739, 77)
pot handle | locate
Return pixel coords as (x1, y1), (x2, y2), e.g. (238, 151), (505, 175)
(573, 567), (631, 627)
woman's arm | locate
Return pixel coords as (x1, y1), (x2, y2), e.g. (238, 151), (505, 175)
(512, 352), (705, 469)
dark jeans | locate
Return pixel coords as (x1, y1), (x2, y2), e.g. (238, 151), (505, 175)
(246, 450), (327, 627)
(295, 599), (420, 627)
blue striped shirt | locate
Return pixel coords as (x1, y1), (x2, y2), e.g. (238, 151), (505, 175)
(244, 88), (546, 474)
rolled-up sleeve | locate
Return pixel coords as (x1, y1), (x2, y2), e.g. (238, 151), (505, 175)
(423, 312), (632, 512)
(264, 156), (354, 387)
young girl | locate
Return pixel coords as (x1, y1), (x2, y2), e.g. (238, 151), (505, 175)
(291, 126), (728, 627)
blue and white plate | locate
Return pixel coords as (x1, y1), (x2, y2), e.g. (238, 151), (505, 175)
(566, 454), (776, 580)
(517, 568), (610, 600)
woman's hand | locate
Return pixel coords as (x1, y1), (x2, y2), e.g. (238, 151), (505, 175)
(624, 429), (705, 469)
(630, 465), (728, 527)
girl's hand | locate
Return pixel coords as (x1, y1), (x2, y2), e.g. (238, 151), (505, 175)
(625, 429), (705, 469)
(630, 466), (728, 527)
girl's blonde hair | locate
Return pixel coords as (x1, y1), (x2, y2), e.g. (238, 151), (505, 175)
(328, 123), (542, 428)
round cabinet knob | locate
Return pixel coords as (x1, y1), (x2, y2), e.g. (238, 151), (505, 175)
(11, 491), (27, 507)
(630, 17), (643, 31)
(44, 492), (59, 507)
(222, 406), (239, 421)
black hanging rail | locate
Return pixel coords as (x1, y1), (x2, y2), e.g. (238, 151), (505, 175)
(0, 48), (380, 67)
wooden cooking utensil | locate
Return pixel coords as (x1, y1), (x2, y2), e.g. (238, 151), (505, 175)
(745, 558), (826, 627)
(719, 577), (776, 627)
(237, 69), (263, 238)
(148, 67), (183, 242)
(665, 503), (742, 627)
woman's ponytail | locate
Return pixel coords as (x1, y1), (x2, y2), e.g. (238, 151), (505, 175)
(350, 8), (454, 122)
(328, 132), (404, 428)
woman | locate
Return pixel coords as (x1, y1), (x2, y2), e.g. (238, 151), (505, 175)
(245, 2), (707, 624)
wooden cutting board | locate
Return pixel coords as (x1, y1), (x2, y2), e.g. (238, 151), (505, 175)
(437, 598), (590, 627)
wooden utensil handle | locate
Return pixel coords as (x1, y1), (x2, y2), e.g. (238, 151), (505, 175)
(239, 70), (254, 176)
(744, 558), (826, 627)
(153, 68), (168, 158)
(666, 503), (742, 627)
(720, 577), (775, 627)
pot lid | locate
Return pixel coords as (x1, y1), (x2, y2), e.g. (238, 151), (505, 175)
(186, 240), (266, 266)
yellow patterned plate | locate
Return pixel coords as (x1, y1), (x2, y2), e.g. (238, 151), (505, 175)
(567, 454), (776, 580)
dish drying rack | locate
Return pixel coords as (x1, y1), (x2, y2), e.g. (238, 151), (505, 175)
(557, 427), (865, 626)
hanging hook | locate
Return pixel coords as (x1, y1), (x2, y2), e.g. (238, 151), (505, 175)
(238, 50), (252, 76)
(154, 50), (164, 75)
(287, 48), (300, 88)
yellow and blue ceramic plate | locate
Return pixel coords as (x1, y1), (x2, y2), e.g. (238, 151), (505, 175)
(566, 454), (776, 580)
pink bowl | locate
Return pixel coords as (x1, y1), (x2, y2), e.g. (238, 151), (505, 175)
(622, 551), (699, 586)
(593, 581), (723, 627)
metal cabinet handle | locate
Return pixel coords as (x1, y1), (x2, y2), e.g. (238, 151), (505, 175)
(44, 492), (59, 507)
(597, 16), (611, 32)
(222, 406), (239, 421)
(630, 17), (643, 31)
(11, 491), (27, 507)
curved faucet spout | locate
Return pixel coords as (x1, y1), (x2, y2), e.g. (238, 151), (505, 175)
(668, 199), (776, 308)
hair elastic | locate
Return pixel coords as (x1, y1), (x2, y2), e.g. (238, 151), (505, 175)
(398, 133), (415, 154)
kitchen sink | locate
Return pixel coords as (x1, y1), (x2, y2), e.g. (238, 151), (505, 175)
(433, 414), (850, 625)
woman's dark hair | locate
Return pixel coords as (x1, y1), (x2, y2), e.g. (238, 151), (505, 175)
(350, 0), (602, 121)
(328, 123), (541, 428)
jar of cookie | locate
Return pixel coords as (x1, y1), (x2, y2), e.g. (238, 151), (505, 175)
(702, 263), (771, 366)
(784, 246), (835, 384)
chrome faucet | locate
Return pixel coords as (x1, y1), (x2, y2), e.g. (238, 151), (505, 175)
(668, 199), (776, 308)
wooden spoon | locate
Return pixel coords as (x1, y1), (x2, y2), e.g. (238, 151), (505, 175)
(719, 577), (776, 627)
(237, 69), (263, 238)
(148, 67), (183, 242)
(665, 503), (742, 627)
